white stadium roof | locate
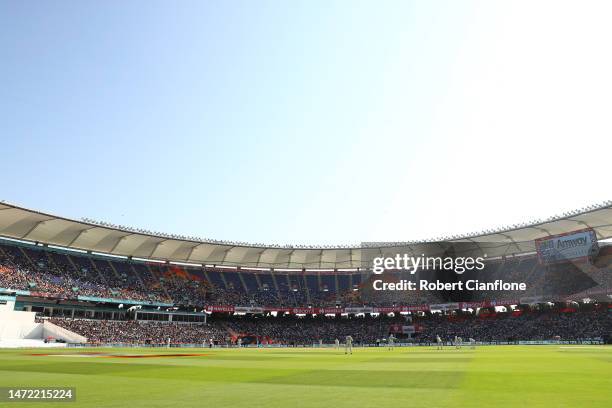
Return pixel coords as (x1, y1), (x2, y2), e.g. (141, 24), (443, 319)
(0, 201), (611, 270)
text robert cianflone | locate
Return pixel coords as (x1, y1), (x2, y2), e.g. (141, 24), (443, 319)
(372, 279), (527, 291)
(372, 254), (487, 275)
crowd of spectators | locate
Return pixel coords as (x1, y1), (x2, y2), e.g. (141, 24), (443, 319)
(2, 242), (612, 309)
(0, 245), (168, 302)
(414, 310), (611, 342)
(46, 318), (228, 345)
(45, 308), (610, 345)
(222, 315), (390, 344)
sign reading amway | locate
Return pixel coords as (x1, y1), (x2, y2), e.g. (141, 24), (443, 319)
(535, 228), (599, 264)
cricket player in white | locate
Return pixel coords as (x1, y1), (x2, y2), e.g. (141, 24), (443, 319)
(388, 334), (396, 350)
(454, 336), (462, 349)
(345, 335), (353, 355)
(469, 337), (476, 349)
(335, 338), (340, 349)
(436, 335), (443, 350)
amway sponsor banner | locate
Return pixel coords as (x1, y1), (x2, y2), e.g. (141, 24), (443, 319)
(535, 228), (599, 264)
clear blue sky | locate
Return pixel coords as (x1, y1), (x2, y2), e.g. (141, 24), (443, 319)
(1, 1), (611, 245)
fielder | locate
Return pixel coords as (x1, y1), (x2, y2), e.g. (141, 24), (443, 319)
(436, 335), (443, 350)
(345, 335), (353, 355)
(388, 334), (396, 350)
(454, 336), (462, 349)
(335, 338), (340, 349)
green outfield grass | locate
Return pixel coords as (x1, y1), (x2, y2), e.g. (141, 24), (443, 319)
(0, 345), (610, 408)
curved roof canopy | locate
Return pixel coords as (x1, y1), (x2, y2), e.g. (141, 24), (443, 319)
(0, 201), (611, 270)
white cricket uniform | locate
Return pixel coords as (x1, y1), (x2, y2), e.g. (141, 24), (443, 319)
(388, 335), (396, 350)
(345, 335), (353, 354)
(454, 336), (461, 349)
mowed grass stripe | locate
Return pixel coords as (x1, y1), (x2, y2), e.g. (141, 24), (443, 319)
(256, 368), (464, 389)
